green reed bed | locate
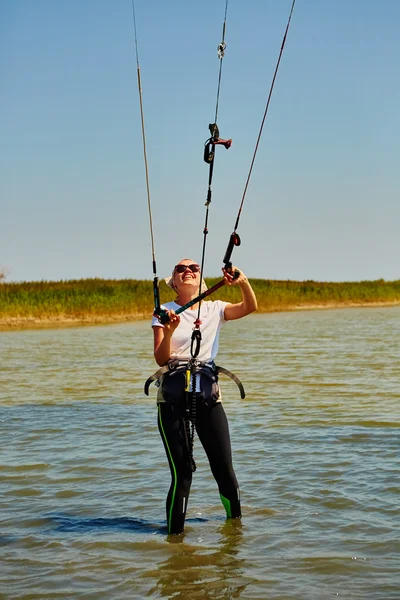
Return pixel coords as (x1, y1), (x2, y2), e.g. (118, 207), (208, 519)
(0, 279), (157, 321)
(1, 278), (400, 324)
(238, 278), (400, 311)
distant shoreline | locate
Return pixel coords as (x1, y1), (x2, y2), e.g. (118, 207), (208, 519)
(1, 277), (400, 332)
(1, 301), (399, 332)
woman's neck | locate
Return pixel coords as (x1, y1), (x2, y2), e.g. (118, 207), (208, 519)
(176, 290), (200, 310)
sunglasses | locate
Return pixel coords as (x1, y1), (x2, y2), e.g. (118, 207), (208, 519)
(174, 264), (200, 274)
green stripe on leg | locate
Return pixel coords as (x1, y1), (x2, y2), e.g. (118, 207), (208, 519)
(158, 405), (178, 534)
(220, 493), (232, 518)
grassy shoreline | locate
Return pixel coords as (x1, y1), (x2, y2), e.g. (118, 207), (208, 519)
(1, 277), (400, 331)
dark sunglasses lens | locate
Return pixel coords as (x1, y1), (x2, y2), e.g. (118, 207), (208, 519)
(175, 264), (200, 273)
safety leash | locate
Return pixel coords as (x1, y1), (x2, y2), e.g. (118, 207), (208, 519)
(183, 360), (198, 472)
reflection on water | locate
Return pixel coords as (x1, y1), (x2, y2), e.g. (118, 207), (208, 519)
(150, 520), (247, 599)
(1, 307), (400, 599)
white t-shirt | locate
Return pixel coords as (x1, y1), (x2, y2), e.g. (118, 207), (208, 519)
(151, 300), (228, 363)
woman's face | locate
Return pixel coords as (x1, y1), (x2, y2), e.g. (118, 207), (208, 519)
(173, 259), (201, 292)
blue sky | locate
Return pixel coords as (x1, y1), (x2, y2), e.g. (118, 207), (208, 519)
(1, 0), (399, 283)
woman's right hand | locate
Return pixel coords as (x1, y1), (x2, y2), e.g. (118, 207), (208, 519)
(162, 309), (180, 334)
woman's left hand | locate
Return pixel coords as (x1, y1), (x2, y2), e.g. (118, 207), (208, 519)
(222, 266), (247, 286)
(222, 265), (258, 320)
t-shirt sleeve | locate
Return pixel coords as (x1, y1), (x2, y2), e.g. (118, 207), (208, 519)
(218, 300), (229, 322)
(151, 316), (163, 328)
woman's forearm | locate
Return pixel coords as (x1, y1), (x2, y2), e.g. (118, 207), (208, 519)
(224, 275), (258, 321)
(239, 278), (258, 315)
(154, 329), (173, 366)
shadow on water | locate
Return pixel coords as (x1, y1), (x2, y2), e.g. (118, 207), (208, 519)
(44, 512), (166, 535)
(44, 512), (209, 536)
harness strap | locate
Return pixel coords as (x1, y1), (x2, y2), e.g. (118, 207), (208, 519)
(144, 365), (170, 396)
(215, 365), (246, 399)
(143, 358), (190, 395)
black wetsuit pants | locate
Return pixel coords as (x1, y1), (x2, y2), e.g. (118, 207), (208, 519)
(157, 400), (241, 535)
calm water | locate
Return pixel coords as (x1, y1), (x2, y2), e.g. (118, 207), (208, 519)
(1, 307), (399, 599)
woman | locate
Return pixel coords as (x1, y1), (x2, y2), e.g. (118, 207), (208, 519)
(151, 258), (257, 534)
